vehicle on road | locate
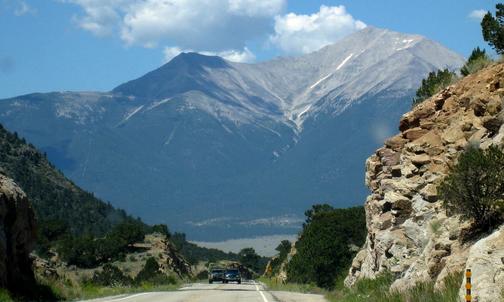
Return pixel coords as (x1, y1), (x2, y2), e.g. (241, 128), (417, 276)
(209, 268), (225, 284)
(223, 268), (242, 284)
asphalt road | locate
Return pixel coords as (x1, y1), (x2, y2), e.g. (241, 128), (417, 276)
(81, 281), (327, 302)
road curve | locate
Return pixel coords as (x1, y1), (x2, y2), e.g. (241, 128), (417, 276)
(80, 281), (327, 302)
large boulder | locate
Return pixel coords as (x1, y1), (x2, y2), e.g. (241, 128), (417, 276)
(0, 174), (37, 293)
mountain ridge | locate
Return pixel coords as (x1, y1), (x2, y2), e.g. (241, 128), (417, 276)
(0, 27), (465, 240)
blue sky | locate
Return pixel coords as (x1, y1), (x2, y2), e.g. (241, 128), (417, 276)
(0, 0), (500, 98)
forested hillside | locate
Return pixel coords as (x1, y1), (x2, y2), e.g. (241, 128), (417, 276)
(0, 123), (138, 236)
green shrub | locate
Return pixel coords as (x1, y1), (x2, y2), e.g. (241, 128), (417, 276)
(461, 47), (492, 76)
(134, 257), (176, 285)
(110, 220), (146, 246)
(92, 264), (132, 287)
(286, 205), (366, 289)
(482, 4), (504, 54)
(439, 145), (504, 232)
(57, 220), (146, 268)
(194, 270), (208, 281)
(413, 69), (457, 106)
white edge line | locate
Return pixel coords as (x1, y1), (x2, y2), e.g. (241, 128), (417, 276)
(254, 281), (269, 302)
(101, 292), (151, 302)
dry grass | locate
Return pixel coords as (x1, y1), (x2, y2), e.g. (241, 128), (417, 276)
(261, 272), (462, 302)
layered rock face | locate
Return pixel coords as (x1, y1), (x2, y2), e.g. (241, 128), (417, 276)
(0, 173), (37, 293)
(133, 233), (192, 278)
(345, 63), (504, 301)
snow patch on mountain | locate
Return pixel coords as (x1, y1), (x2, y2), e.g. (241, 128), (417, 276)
(124, 105), (144, 122)
(336, 52), (354, 70)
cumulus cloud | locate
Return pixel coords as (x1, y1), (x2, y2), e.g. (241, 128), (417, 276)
(468, 9), (487, 21)
(270, 5), (366, 55)
(65, 0), (285, 50)
(164, 46), (256, 63)
(62, 1), (366, 60)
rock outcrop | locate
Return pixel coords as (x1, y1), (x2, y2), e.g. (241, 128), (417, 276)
(132, 233), (192, 278)
(345, 63), (504, 301)
(263, 241), (297, 284)
(0, 174), (37, 293)
(459, 226), (504, 302)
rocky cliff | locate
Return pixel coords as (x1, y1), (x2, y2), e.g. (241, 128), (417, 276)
(0, 173), (37, 294)
(134, 233), (192, 278)
(345, 63), (504, 301)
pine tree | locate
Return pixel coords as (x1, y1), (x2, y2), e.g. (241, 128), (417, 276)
(482, 4), (504, 54)
(461, 47), (491, 76)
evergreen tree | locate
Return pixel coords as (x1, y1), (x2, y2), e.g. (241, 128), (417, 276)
(461, 47), (491, 76)
(238, 248), (261, 272)
(482, 4), (504, 54)
(286, 205), (366, 289)
(412, 69), (456, 106)
(439, 144), (504, 232)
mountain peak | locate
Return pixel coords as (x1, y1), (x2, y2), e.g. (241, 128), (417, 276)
(113, 52), (230, 98)
(168, 52), (229, 68)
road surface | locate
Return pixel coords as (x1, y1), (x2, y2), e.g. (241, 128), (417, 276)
(82, 281), (327, 302)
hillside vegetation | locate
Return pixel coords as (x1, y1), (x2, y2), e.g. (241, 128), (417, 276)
(287, 205), (366, 289)
(0, 123), (138, 237)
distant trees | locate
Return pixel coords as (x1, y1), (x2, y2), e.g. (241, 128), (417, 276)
(171, 232), (239, 265)
(151, 224), (171, 238)
(58, 220), (146, 268)
(461, 47), (492, 76)
(412, 69), (457, 106)
(286, 205), (366, 289)
(0, 122), (142, 260)
(439, 145), (504, 232)
(238, 248), (261, 272)
(482, 4), (504, 54)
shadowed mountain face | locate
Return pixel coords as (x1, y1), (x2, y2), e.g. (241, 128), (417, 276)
(0, 27), (464, 240)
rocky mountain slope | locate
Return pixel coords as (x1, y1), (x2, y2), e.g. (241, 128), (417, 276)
(0, 174), (37, 295)
(345, 63), (504, 301)
(0, 27), (464, 239)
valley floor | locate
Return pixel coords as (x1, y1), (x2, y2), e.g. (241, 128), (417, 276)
(191, 234), (298, 257)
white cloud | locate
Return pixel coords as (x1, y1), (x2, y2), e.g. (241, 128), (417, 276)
(469, 9), (487, 21)
(62, 1), (366, 60)
(164, 46), (256, 63)
(270, 5), (366, 55)
(204, 48), (256, 63)
(228, 0), (285, 17)
(65, 0), (285, 49)
(163, 46), (186, 62)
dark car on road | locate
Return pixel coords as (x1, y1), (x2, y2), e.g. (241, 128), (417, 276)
(208, 268), (225, 284)
(223, 269), (241, 284)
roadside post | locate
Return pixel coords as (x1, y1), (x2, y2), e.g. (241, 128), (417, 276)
(465, 269), (472, 302)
